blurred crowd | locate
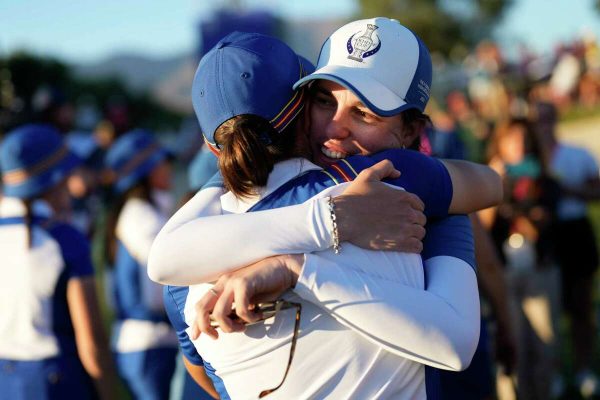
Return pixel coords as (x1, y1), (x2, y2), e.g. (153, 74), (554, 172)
(1, 31), (600, 400)
(426, 35), (600, 400)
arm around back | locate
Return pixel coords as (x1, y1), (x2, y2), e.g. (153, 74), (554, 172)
(67, 276), (118, 400)
(442, 159), (502, 214)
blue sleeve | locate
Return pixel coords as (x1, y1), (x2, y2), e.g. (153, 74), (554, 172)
(201, 171), (224, 189)
(421, 215), (476, 272)
(163, 285), (204, 366)
(344, 148), (453, 217)
(47, 223), (94, 278)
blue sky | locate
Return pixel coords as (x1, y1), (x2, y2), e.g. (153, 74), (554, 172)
(1, 0), (599, 63)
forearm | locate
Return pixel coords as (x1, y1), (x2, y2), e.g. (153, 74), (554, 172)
(443, 159), (502, 213)
(471, 214), (512, 331)
(182, 356), (219, 399)
(149, 193), (332, 285)
(294, 253), (480, 371)
(79, 348), (118, 400)
(67, 278), (118, 400)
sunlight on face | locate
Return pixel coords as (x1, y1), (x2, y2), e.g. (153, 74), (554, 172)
(498, 125), (526, 165)
(307, 80), (407, 167)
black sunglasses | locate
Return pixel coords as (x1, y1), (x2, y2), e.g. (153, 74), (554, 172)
(209, 300), (302, 398)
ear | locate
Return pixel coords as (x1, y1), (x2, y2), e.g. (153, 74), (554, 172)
(403, 118), (426, 148)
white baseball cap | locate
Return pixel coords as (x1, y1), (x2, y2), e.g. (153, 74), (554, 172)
(294, 17), (432, 116)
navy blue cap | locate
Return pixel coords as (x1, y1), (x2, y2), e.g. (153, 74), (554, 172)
(0, 124), (81, 199)
(191, 32), (314, 150)
(105, 129), (169, 194)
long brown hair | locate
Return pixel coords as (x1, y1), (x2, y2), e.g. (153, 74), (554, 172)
(401, 108), (430, 152)
(22, 199), (34, 248)
(104, 177), (154, 266)
(214, 114), (298, 198)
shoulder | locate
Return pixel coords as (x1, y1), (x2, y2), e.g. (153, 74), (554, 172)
(45, 221), (90, 251)
(117, 198), (164, 237)
(45, 221), (94, 277)
(120, 198), (160, 221)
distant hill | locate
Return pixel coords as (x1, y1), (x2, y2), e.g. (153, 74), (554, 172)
(73, 52), (196, 113)
(70, 17), (343, 114)
(73, 52), (192, 92)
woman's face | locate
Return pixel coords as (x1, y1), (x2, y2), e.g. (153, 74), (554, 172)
(42, 179), (72, 214)
(498, 124), (526, 165)
(306, 80), (415, 167)
(149, 160), (172, 191)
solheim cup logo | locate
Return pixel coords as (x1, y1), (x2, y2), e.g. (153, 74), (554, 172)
(347, 24), (381, 62)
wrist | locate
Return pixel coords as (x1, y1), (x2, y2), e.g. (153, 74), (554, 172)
(332, 196), (352, 243)
(281, 254), (304, 288)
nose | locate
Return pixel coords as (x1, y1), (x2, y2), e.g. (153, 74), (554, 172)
(325, 108), (351, 140)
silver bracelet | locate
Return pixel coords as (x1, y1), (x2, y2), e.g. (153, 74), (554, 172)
(327, 196), (341, 254)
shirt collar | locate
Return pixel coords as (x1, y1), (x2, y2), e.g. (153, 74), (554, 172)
(220, 158), (321, 213)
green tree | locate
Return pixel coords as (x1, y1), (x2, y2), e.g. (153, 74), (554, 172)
(6, 52), (72, 109)
(1, 52), (184, 132)
(357, 0), (513, 58)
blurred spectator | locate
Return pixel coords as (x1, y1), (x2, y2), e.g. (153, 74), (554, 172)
(0, 124), (117, 399)
(445, 90), (491, 163)
(466, 40), (511, 125)
(427, 113), (516, 400)
(485, 118), (561, 400)
(427, 107), (466, 160)
(549, 50), (581, 110)
(104, 130), (178, 400)
(534, 101), (600, 398)
(31, 85), (75, 134)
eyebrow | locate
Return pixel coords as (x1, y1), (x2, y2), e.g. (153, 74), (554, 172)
(313, 84), (381, 119)
(311, 85), (333, 97)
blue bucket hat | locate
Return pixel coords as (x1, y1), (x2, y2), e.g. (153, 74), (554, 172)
(105, 129), (169, 194)
(192, 31), (314, 152)
(0, 124), (81, 199)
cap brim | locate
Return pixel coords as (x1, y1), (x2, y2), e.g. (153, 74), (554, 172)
(2, 151), (81, 199)
(114, 148), (168, 194)
(293, 64), (414, 117)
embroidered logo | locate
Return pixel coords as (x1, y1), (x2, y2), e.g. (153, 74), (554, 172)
(347, 24), (381, 62)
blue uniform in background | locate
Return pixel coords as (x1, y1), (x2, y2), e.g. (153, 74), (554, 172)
(110, 197), (179, 400)
(0, 199), (96, 400)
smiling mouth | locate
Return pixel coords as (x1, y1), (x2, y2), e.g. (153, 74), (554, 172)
(320, 146), (346, 159)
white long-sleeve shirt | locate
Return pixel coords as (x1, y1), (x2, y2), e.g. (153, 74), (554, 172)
(160, 152), (480, 399)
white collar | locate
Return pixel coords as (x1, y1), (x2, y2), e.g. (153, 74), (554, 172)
(0, 197), (53, 219)
(220, 158), (321, 213)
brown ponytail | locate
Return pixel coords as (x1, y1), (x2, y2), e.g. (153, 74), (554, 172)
(214, 114), (297, 198)
(23, 199), (33, 248)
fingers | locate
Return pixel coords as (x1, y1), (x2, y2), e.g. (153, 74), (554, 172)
(193, 287), (221, 340)
(234, 284), (261, 324)
(355, 160), (401, 182)
(211, 288), (245, 334)
(404, 237), (424, 254)
(398, 191), (425, 213)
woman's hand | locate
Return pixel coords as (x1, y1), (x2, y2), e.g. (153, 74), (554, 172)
(190, 254), (304, 340)
(334, 160), (426, 253)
